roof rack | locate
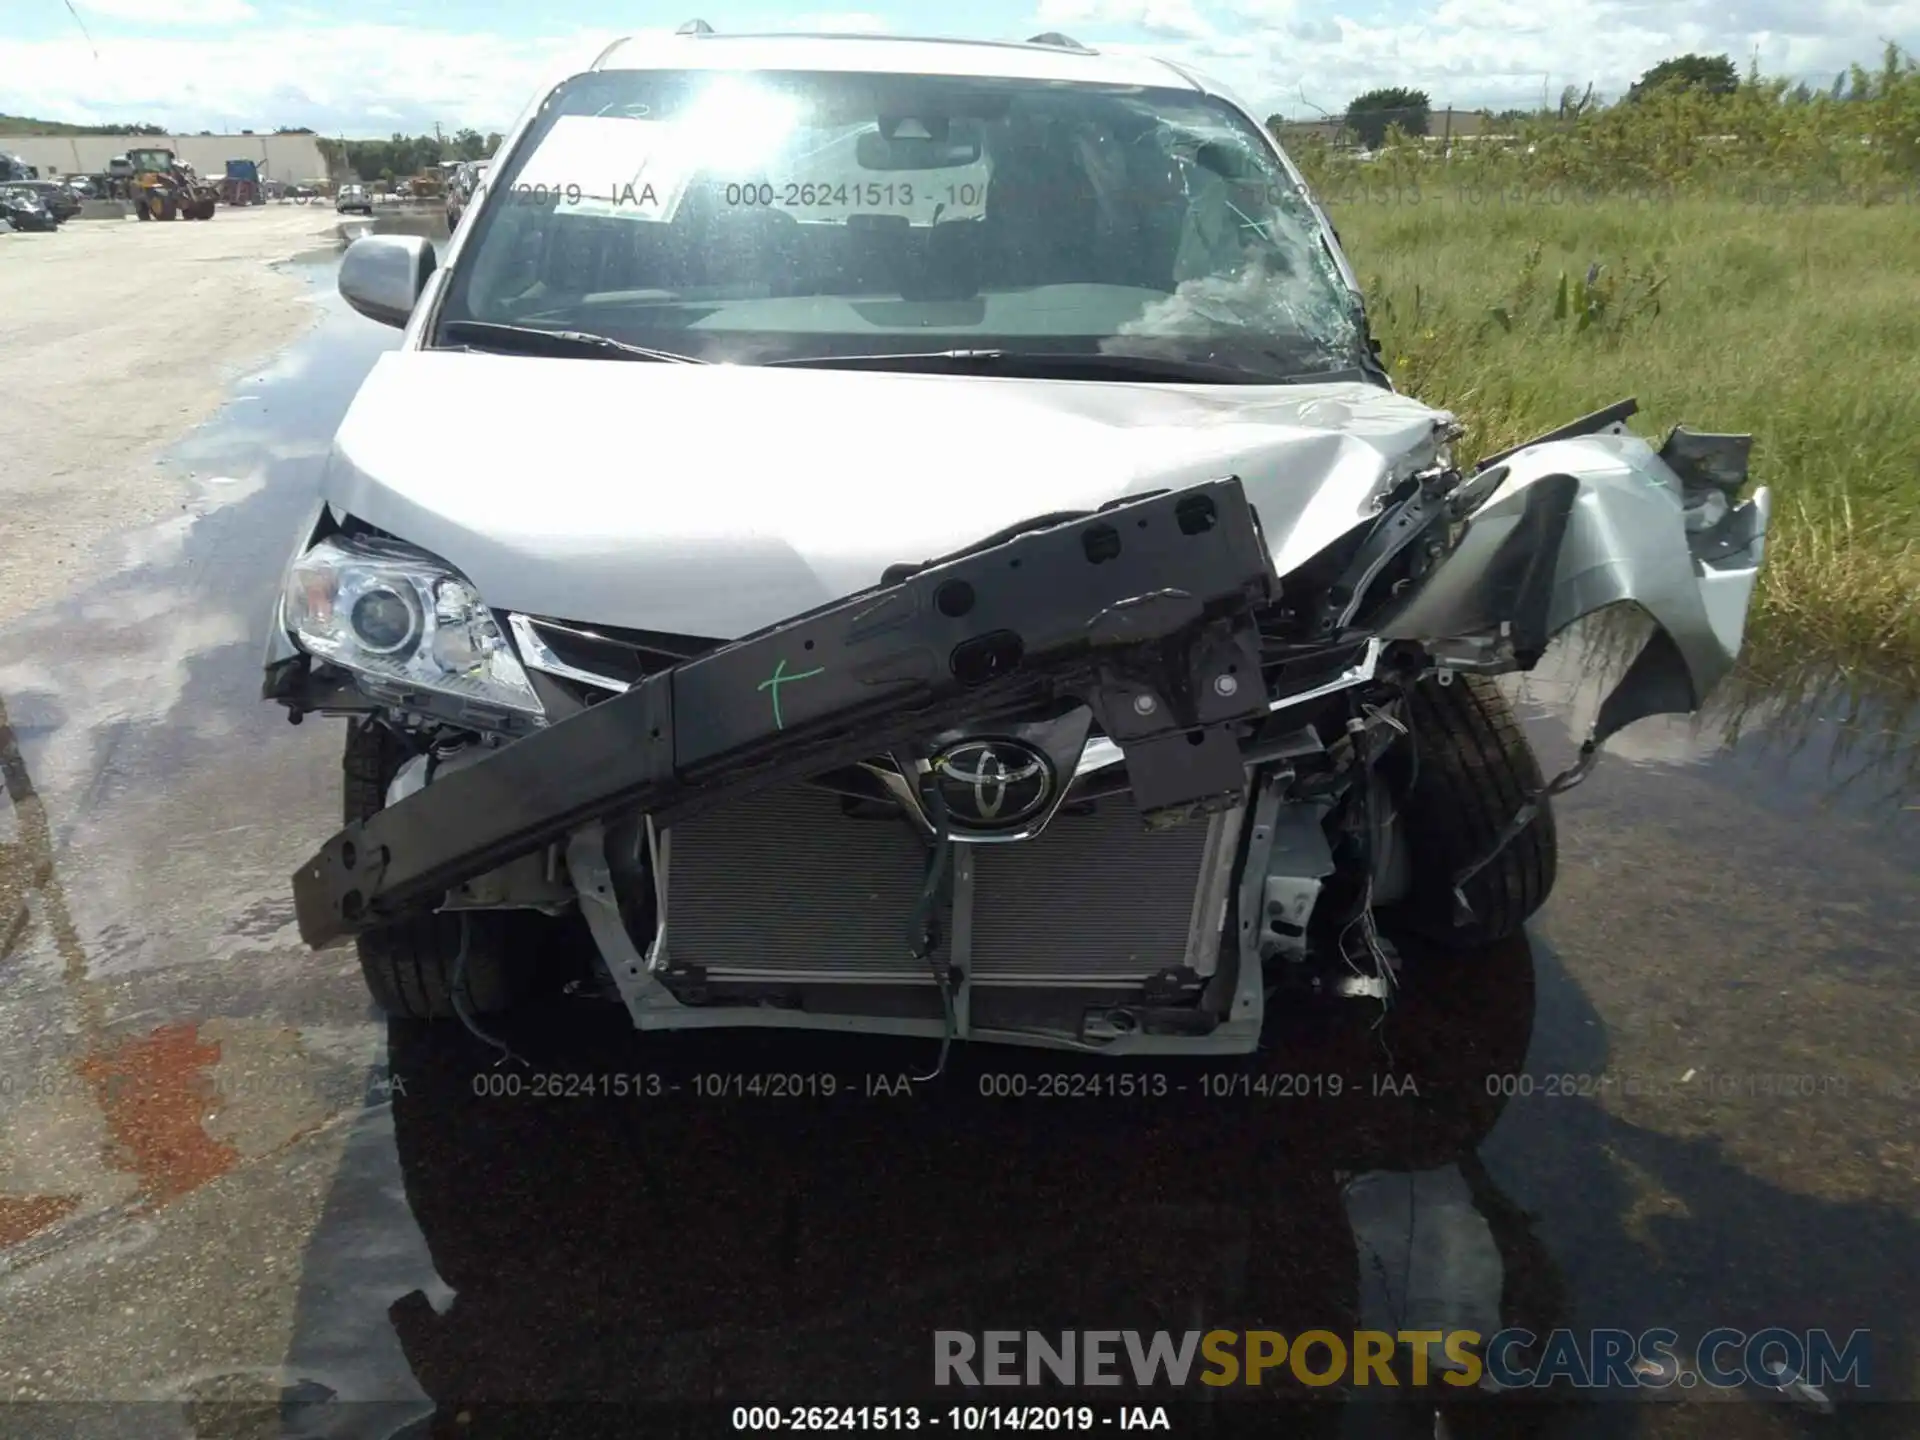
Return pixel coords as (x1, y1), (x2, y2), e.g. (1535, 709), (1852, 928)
(1025, 31), (1092, 51)
(676, 18), (715, 35)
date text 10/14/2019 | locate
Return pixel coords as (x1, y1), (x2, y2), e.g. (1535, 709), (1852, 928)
(729, 1406), (1172, 1430)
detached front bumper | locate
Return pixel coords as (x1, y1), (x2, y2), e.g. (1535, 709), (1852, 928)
(291, 479), (1282, 948)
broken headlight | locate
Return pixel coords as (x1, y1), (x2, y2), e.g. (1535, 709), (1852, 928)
(282, 534), (543, 717)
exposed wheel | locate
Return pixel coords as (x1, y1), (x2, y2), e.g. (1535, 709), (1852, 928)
(135, 197), (152, 220)
(344, 720), (581, 1019)
(1393, 672), (1557, 946)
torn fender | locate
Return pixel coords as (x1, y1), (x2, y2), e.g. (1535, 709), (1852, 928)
(1382, 427), (1771, 744)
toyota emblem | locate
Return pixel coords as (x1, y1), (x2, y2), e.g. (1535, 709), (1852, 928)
(929, 739), (1055, 831)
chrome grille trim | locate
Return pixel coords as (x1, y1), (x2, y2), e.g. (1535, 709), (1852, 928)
(509, 613), (629, 692)
(508, 613), (718, 692)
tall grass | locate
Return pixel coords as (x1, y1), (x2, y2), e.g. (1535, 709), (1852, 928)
(1291, 52), (1920, 697)
(1293, 43), (1920, 200)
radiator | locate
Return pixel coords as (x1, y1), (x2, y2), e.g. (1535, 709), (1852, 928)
(658, 783), (1218, 986)
(968, 803), (1218, 985)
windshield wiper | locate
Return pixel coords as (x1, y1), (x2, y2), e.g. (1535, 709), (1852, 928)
(761, 349), (1304, 384)
(439, 321), (707, 364)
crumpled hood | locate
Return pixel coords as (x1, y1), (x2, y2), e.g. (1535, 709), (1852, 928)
(323, 351), (1452, 637)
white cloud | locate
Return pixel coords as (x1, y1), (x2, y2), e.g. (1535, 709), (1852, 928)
(2, 24), (620, 134)
(1048, 0), (1920, 114)
(78, 0), (257, 22)
(1038, 0), (1216, 40)
(3, 3), (1915, 132)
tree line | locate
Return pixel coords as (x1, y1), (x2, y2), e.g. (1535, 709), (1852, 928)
(0, 114), (168, 136)
(1274, 50), (1908, 150)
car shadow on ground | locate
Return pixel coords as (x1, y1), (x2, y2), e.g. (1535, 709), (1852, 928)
(264, 921), (1914, 1438)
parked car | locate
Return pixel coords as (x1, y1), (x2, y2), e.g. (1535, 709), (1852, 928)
(10, 180), (81, 222)
(0, 185), (59, 231)
(266, 29), (1771, 1059)
(336, 183), (374, 215)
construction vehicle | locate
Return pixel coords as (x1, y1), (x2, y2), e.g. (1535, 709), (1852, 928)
(220, 158), (262, 206)
(119, 147), (218, 221)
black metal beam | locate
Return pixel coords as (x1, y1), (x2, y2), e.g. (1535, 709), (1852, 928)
(290, 479), (1278, 948)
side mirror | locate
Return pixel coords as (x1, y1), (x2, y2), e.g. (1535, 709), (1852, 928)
(338, 233), (437, 328)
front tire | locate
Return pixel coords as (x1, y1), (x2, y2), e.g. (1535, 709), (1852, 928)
(344, 720), (577, 1019)
(1394, 673), (1558, 946)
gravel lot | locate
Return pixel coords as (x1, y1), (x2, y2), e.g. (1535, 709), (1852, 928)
(0, 205), (342, 628)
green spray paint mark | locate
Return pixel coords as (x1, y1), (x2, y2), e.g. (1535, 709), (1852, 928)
(757, 656), (826, 730)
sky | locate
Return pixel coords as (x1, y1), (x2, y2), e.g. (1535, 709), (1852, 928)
(6, 0), (1917, 137)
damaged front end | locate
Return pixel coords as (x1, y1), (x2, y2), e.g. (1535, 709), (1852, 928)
(272, 401), (1769, 1055)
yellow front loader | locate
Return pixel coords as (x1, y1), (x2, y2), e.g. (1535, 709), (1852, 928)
(122, 148), (218, 221)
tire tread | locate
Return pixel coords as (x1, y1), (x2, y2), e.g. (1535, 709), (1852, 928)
(341, 722), (543, 1020)
(1400, 673), (1557, 944)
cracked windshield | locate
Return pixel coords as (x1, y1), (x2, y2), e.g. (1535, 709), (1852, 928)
(441, 68), (1365, 373)
(1, 7), (1916, 1440)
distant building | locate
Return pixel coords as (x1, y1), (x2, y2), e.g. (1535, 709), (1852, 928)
(1425, 109), (1494, 139)
(0, 131), (335, 184)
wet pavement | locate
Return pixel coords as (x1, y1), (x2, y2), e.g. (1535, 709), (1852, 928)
(0, 215), (1915, 1438)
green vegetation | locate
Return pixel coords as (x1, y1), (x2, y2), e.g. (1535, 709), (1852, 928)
(322, 129), (501, 182)
(1290, 45), (1920, 696)
(0, 114), (165, 136)
(1626, 53), (1740, 101)
(1344, 87), (1431, 147)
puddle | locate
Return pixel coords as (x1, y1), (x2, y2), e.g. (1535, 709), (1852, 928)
(284, 206), (450, 268)
(0, 222), (1912, 1419)
(1511, 606), (1917, 824)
